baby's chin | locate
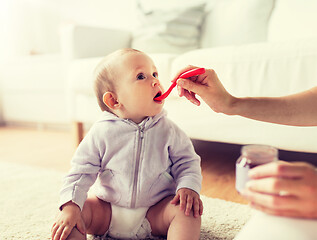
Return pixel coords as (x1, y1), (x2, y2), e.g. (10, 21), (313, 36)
(148, 107), (164, 118)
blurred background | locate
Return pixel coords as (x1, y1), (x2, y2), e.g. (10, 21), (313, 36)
(0, 0), (137, 58)
(0, 0), (140, 127)
(0, 0), (209, 128)
(0, 0), (316, 132)
(0, 0), (317, 204)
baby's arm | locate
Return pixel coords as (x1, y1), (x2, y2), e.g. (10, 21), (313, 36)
(167, 121), (203, 217)
(53, 126), (105, 239)
(170, 188), (203, 218)
(59, 127), (104, 210)
(51, 201), (85, 240)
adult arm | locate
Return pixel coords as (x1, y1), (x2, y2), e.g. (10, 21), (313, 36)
(229, 87), (317, 126)
(175, 66), (317, 126)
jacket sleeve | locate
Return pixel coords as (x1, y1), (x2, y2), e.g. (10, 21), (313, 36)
(59, 126), (104, 211)
(168, 122), (202, 195)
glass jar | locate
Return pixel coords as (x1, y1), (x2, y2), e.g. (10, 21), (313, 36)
(235, 144), (278, 193)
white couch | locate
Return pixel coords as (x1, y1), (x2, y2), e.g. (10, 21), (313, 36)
(4, 0), (312, 153)
(65, 0), (317, 153)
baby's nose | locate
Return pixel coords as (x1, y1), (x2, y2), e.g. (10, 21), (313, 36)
(152, 79), (160, 87)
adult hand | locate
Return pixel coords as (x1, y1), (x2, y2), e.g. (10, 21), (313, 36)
(170, 188), (203, 218)
(51, 201), (86, 240)
(242, 161), (317, 219)
(175, 65), (234, 114)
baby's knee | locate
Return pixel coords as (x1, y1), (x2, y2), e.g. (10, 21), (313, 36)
(169, 204), (195, 218)
(82, 197), (111, 235)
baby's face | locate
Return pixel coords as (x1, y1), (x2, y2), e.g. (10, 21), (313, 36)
(113, 51), (164, 123)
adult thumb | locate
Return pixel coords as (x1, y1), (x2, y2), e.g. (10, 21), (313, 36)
(177, 79), (204, 95)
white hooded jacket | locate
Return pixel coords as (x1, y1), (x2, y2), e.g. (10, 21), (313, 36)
(59, 110), (202, 210)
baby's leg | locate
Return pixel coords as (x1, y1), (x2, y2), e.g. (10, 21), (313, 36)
(146, 195), (201, 240)
(66, 196), (111, 240)
(66, 227), (86, 240)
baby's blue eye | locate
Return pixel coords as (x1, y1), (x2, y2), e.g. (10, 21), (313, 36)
(153, 72), (158, 78)
(137, 73), (145, 80)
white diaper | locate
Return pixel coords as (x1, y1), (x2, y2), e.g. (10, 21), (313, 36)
(107, 204), (152, 239)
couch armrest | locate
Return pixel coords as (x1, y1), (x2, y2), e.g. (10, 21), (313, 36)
(60, 25), (132, 60)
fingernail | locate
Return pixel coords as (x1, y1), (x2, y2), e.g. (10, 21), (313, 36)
(177, 79), (184, 86)
(177, 86), (182, 96)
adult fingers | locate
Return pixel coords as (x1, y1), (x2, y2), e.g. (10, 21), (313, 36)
(183, 89), (201, 106)
(177, 84), (185, 97)
(242, 189), (300, 211)
(246, 177), (304, 196)
(177, 79), (206, 97)
(248, 161), (307, 179)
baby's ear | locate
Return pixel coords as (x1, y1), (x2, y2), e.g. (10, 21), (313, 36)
(103, 92), (121, 110)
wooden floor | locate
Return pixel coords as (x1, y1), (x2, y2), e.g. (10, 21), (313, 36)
(2, 125), (316, 205)
(0, 126), (260, 204)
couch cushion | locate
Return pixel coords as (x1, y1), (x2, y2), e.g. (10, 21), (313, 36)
(172, 38), (317, 97)
(166, 38), (317, 152)
(132, 0), (206, 54)
(200, 0), (274, 48)
(268, 0), (317, 42)
(164, 98), (317, 153)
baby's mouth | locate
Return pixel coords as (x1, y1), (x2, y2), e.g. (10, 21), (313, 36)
(154, 91), (162, 102)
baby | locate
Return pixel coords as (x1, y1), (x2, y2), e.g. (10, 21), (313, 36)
(51, 48), (203, 240)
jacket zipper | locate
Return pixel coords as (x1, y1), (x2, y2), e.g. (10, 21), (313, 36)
(131, 124), (145, 208)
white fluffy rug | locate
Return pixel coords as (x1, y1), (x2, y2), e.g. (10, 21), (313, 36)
(0, 162), (251, 240)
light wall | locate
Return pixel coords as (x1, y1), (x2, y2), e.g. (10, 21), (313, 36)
(0, 0), (138, 59)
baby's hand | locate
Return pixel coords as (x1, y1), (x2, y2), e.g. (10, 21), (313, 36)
(170, 188), (203, 218)
(51, 201), (85, 240)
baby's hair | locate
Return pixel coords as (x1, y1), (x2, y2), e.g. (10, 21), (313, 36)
(93, 48), (142, 112)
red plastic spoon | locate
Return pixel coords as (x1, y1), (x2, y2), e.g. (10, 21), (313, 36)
(154, 67), (205, 101)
